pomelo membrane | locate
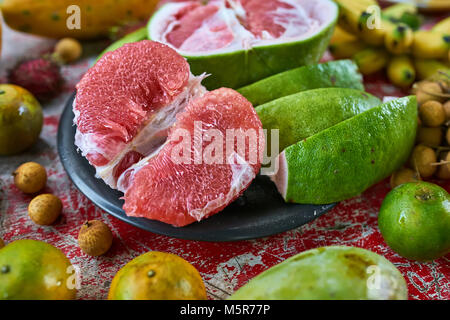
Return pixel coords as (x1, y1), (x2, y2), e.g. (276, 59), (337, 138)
(149, 0), (338, 89)
(74, 40), (264, 227)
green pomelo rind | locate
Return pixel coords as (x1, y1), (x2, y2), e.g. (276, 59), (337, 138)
(96, 27), (148, 62)
(256, 88), (381, 153)
(239, 60), (364, 106)
(147, 1), (338, 89)
(229, 246), (408, 300)
(278, 96), (418, 204)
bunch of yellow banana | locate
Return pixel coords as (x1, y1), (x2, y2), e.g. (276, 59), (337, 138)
(331, 1), (450, 88)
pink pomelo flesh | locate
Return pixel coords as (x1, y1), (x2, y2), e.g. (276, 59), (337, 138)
(123, 88), (263, 227)
(74, 40), (205, 189)
(74, 40), (264, 227)
(152, 0), (330, 53)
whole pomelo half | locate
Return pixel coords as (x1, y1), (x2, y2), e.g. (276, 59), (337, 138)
(229, 246), (407, 300)
(108, 251), (207, 300)
(74, 40), (264, 227)
(271, 96), (418, 204)
(148, 0), (338, 89)
(0, 240), (77, 300)
(238, 60), (364, 106)
(256, 88), (381, 153)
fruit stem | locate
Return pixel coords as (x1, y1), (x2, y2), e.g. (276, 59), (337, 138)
(431, 160), (450, 166)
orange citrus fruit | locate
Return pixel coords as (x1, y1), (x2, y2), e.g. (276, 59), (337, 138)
(0, 240), (77, 300)
(108, 251), (207, 300)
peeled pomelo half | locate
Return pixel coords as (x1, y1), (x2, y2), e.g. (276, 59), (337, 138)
(148, 0), (338, 89)
(74, 40), (264, 227)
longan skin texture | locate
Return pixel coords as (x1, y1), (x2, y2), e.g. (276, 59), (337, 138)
(54, 38), (83, 64)
(13, 162), (47, 194)
(419, 101), (445, 127)
(416, 126), (442, 147)
(28, 194), (62, 225)
(78, 220), (113, 256)
(390, 168), (420, 189)
(409, 145), (437, 178)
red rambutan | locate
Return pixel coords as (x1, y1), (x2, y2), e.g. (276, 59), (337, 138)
(8, 57), (64, 102)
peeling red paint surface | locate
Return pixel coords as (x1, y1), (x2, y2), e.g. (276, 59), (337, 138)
(0, 20), (449, 301)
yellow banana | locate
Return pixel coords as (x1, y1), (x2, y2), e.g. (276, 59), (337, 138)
(330, 26), (357, 45)
(432, 17), (450, 34)
(414, 58), (450, 80)
(357, 10), (388, 46)
(387, 55), (416, 88)
(353, 47), (390, 75)
(382, 3), (421, 30)
(384, 23), (414, 54)
(412, 30), (450, 59)
(329, 40), (367, 59)
(334, 0), (378, 33)
(383, 3), (417, 20)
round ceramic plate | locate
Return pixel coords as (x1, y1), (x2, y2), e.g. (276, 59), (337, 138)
(58, 93), (336, 242)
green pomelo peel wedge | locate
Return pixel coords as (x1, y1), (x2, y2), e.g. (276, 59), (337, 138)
(239, 60), (364, 106)
(271, 96), (418, 204)
(229, 246), (408, 300)
(148, 0), (338, 89)
(256, 88), (381, 153)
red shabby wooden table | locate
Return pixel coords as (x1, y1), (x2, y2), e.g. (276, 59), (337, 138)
(0, 21), (448, 301)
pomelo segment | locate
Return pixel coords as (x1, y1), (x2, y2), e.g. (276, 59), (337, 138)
(74, 40), (205, 189)
(271, 96), (418, 204)
(238, 60), (364, 106)
(148, 0), (338, 89)
(75, 40), (264, 227)
(123, 88), (263, 227)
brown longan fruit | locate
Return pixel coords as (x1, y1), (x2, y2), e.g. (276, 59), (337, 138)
(415, 82), (443, 105)
(416, 126), (443, 147)
(418, 100), (446, 127)
(390, 168), (420, 189)
(78, 220), (113, 256)
(409, 144), (437, 178)
(443, 100), (450, 121)
(28, 194), (62, 225)
(13, 162), (47, 194)
(54, 38), (83, 64)
(436, 152), (450, 180)
(447, 127), (450, 145)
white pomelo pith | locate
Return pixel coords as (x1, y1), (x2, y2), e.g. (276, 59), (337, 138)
(74, 40), (264, 227)
(149, 0), (338, 89)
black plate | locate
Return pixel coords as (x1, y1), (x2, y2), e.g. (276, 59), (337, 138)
(58, 93), (336, 242)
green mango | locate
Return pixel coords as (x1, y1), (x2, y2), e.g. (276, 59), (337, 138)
(230, 246), (408, 300)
